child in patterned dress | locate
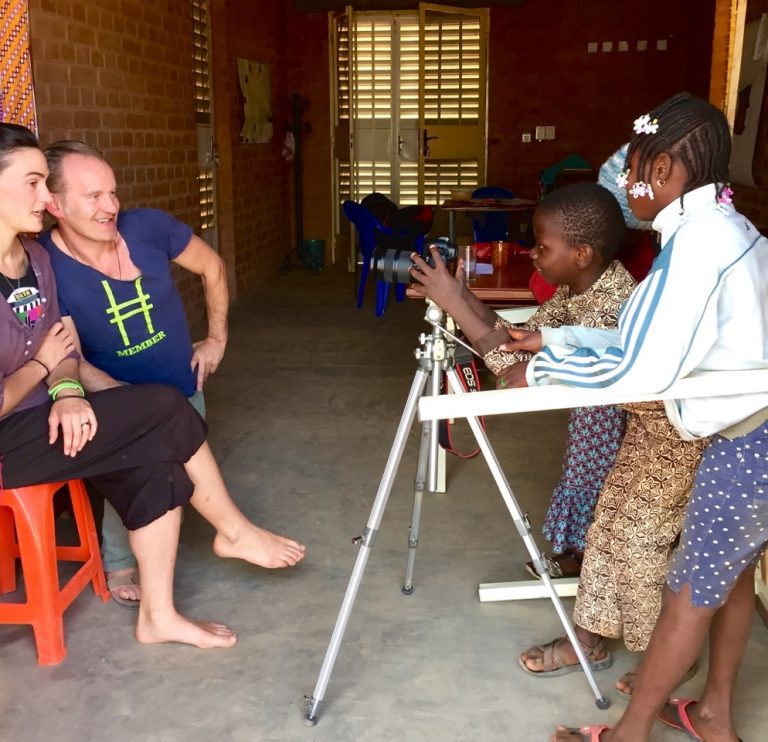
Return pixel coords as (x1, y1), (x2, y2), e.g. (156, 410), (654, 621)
(410, 182), (635, 579)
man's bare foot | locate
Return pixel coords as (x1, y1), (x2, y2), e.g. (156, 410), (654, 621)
(136, 610), (237, 649)
(107, 567), (142, 605)
(213, 524), (306, 568)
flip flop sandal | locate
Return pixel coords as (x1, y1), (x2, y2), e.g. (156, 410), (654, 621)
(107, 572), (141, 609)
(615, 661), (699, 702)
(556, 725), (611, 741)
(518, 636), (613, 677)
(659, 698), (744, 742)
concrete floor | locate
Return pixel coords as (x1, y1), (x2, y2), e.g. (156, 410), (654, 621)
(1, 264), (767, 742)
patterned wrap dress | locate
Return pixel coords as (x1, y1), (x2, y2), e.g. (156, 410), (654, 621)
(572, 402), (708, 650)
(483, 261), (636, 554)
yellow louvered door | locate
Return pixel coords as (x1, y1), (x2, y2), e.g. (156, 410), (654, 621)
(417, 4), (488, 210)
(330, 6), (488, 267)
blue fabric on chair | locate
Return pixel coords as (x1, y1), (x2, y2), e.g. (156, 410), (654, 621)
(471, 186), (515, 242)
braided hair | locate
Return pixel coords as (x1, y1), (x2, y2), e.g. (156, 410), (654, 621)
(537, 182), (626, 264)
(626, 92), (731, 207)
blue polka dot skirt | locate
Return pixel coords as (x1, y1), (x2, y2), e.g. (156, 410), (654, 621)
(668, 423), (768, 608)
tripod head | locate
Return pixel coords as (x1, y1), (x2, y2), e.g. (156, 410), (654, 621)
(417, 300), (482, 368)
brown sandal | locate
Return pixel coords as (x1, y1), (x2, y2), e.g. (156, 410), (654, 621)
(518, 636), (613, 677)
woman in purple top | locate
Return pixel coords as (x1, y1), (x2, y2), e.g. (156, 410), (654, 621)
(0, 123), (305, 650)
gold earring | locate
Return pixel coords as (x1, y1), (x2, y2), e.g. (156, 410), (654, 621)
(656, 178), (666, 188)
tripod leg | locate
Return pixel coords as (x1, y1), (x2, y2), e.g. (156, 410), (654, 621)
(402, 418), (431, 594)
(305, 367), (430, 725)
(443, 369), (610, 710)
(402, 349), (445, 593)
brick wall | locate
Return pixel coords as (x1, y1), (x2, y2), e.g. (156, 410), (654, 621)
(210, 0), (291, 296)
(486, 1), (716, 199)
(28, 0), (207, 329)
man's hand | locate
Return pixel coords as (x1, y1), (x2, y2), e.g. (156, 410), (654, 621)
(34, 322), (76, 372)
(409, 247), (465, 312)
(191, 336), (226, 391)
(496, 361), (529, 389)
(48, 396), (98, 456)
(499, 328), (543, 354)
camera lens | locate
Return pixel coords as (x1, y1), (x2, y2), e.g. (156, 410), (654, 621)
(370, 249), (415, 285)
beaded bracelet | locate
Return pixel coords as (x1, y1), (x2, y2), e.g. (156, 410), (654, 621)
(48, 378), (85, 401)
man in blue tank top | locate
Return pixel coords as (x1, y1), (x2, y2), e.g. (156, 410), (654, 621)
(39, 140), (229, 607)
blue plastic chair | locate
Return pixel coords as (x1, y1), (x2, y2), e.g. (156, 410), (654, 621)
(344, 200), (405, 316)
(471, 186), (515, 242)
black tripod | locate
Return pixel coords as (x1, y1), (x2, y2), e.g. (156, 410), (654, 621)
(304, 304), (609, 725)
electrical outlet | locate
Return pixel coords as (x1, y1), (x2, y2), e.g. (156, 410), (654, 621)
(522, 132), (531, 143)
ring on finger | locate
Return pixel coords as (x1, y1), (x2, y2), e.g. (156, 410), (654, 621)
(81, 421), (91, 428)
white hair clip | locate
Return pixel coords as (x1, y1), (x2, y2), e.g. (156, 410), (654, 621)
(629, 182), (654, 200)
(633, 114), (659, 135)
(616, 169), (629, 189)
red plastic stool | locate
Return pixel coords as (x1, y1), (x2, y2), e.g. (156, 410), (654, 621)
(0, 479), (109, 665)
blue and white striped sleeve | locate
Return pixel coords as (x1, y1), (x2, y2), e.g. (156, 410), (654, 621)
(525, 228), (725, 393)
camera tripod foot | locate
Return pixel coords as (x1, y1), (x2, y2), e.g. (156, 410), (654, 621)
(596, 697), (610, 710)
(401, 584), (414, 595)
(304, 696), (320, 725)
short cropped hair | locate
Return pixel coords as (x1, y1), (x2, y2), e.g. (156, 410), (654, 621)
(0, 123), (40, 173)
(44, 140), (110, 194)
(536, 182), (626, 262)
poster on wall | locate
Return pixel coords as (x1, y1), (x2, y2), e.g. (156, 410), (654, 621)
(0, 0), (37, 131)
(730, 13), (768, 187)
(237, 58), (273, 144)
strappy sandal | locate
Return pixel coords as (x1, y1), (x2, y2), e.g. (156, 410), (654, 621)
(107, 571), (141, 609)
(518, 636), (613, 677)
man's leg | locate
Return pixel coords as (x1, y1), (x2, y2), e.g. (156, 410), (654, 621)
(130, 506), (237, 648)
(183, 441), (306, 568)
(102, 500), (141, 603)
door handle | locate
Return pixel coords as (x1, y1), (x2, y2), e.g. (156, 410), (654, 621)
(422, 128), (438, 157)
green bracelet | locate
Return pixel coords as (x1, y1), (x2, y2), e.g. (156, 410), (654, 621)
(48, 379), (85, 401)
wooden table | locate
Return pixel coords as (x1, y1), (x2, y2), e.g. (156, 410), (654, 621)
(441, 197), (538, 245)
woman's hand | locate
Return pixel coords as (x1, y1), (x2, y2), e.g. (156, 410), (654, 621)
(48, 396), (98, 457)
(409, 247), (464, 311)
(35, 322), (76, 372)
(496, 361), (529, 389)
(499, 328), (543, 354)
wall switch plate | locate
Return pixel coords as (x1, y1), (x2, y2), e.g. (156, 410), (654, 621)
(618, 41), (628, 52)
(656, 39), (668, 51)
(535, 125), (546, 141)
(602, 41), (613, 52)
(545, 125), (555, 140)
(522, 132), (531, 143)
(587, 41), (598, 53)
(637, 39), (648, 51)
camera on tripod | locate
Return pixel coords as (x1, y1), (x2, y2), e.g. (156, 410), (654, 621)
(371, 237), (457, 285)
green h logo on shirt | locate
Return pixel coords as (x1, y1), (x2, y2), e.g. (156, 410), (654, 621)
(102, 277), (156, 347)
